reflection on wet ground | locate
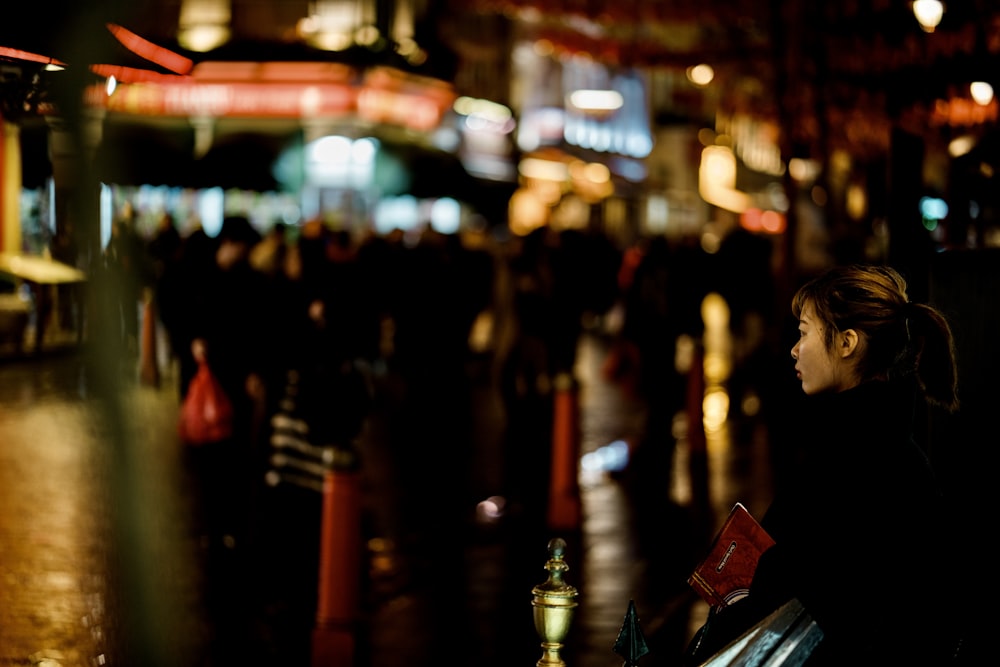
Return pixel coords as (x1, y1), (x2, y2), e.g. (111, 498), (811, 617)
(0, 354), (110, 665)
(0, 350), (204, 667)
(0, 298), (776, 666)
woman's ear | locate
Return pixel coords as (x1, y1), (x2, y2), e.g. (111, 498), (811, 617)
(838, 328), (860, 358)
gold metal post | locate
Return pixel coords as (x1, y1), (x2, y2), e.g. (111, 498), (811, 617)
(532, 537), (578, 667)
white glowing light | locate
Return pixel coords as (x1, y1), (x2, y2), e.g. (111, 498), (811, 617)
(580, 439), (630, 473)
(687, 64), (715, 87)
(913, 0), (944, 33)
(970, 81), (994, 106)
(430, 197), (461, 234)
(568, 89), (624, 112)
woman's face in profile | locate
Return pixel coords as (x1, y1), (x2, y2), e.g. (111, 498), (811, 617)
(791, 301), (853, 395)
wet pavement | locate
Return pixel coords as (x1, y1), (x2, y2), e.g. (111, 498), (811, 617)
(0, 346), (200, 667)
(0, 309), (775, 667)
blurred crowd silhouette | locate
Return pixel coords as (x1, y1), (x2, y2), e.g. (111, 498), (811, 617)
(86, 205), (795, 664)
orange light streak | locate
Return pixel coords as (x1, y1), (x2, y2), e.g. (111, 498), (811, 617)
(107, 23), (194, 75)
(0, 46), (66, 67)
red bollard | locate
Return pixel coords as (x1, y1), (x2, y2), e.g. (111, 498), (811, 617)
(139, 290), (160, 387)
(312, 464), (362, 667)
(548, 372), (582, 532)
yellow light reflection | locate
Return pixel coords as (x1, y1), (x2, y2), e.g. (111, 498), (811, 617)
(699, 292), (734, 514)
(703, 388), (730, 434)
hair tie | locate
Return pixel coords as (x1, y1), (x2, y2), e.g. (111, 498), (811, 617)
(903, 301), (918, 320)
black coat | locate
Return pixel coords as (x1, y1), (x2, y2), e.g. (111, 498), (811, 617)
(689, 378), (964, 665)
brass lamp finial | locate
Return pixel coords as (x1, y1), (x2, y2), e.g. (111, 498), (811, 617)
(532, 537), (578, 667)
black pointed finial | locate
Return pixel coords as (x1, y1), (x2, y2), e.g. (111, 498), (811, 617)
(613, 599), (649, 666)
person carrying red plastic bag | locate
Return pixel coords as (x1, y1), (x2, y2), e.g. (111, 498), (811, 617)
(178, 348), (234, 445)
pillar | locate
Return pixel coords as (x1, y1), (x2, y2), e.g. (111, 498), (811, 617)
(1, 117), (23, 255)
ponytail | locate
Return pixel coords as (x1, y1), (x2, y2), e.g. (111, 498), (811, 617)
(906, 302), (959, 413)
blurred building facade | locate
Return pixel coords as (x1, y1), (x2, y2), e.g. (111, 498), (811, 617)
(455, 0), (1000, 296)
(2, 0), (1000, 285)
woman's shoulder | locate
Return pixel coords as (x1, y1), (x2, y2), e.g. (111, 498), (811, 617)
(821, 380), (915, 440)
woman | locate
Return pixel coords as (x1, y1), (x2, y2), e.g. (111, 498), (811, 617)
(686, 264), (964, 665)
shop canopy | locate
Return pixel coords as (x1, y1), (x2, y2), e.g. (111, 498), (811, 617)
(93, 121), (198, 188)
(90, 121), (499, 201)
(92, 122), (296, 192)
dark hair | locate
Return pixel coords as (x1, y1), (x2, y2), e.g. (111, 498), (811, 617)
(791, 264), (959, 412)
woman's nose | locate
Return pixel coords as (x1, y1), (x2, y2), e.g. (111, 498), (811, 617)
(790, 342), (799, 360)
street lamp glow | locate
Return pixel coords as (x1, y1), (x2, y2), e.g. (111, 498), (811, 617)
(913, 0), (944, 33)
(687, 64), (715, 87)
(970, 81), (994, 106)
